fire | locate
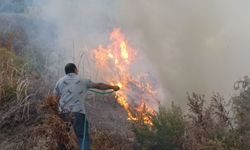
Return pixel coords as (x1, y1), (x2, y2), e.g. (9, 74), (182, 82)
(120, 41), (129, 60)
(117, 82), (123, 88)
(108, 53), (114, 58)
(90, 28), (159, 126)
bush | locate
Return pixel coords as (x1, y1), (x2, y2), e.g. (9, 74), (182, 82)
(184, 93), (232, 150)
(133, 103), (185, 150)
(231, 76), (250, 149)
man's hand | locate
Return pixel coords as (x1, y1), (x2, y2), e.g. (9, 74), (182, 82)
(112, 85), (120, 91)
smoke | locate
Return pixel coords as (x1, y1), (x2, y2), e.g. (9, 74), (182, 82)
(2, 0), (250, 106)
(116, 0), (250, 105)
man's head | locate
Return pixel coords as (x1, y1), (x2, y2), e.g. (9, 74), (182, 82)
(65, 63), (78, 74)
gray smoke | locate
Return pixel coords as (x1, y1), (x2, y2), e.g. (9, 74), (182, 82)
(2, 0), (250, 107)
(116, 0), (250, 106)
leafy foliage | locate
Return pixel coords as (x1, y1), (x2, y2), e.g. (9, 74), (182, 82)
(133, 103), (185, 150)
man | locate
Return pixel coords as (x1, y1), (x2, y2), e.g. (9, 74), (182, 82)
(54, 63), (120, 150)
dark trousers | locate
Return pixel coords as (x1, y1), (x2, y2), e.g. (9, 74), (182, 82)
(60, 112), (90, 150)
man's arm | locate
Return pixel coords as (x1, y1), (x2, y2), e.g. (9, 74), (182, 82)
(88, 82), (120, 91)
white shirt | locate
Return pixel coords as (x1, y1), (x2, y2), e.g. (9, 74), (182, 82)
(54, 73), (93, 114)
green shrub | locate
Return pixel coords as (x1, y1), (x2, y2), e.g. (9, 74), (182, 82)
(133, 103), (185, 150)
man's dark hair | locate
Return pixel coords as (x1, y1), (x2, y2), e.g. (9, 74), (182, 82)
(65, 63), (77, 74)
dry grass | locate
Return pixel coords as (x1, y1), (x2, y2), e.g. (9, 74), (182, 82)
(31, 96), (78, 150)
(91, 128), (133, 150)
(0, 48), (78, 150)
(0, 96), (78, 150)
(0, 48), (27, 104)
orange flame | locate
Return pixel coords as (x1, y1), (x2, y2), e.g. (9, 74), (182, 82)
(91, 28), (158, 126)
